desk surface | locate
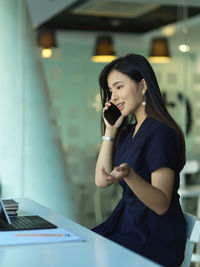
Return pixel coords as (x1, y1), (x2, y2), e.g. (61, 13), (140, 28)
(0, 198), (159, 267)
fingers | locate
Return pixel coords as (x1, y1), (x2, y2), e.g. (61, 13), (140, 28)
(101, 166), (108, 176)
(101, 167), (116, 181)
(101, 164), (131, 182)
(114, 164), (128, 172)
(120, 163), (129, 168)
(119, 163), (129, 171)
(102, 101), (112, 113)
(112, 164), (131, 178)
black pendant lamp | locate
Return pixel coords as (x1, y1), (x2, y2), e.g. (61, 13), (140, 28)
(91, 35), (117, 63)
(37, 29), (57, 58)
(149, 37), (171, 63)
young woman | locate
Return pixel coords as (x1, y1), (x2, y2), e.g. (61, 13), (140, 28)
(92, 54), (186, 266)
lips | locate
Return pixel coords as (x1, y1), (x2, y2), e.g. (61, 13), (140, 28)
(117, 102), (125, 111)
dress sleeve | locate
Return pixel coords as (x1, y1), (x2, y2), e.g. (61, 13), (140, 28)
(145, 126), (182, 173)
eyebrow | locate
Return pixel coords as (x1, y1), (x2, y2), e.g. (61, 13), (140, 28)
(108, 80), (123, 89)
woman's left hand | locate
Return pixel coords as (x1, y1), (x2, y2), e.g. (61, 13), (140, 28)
(101, 163), (131, 182)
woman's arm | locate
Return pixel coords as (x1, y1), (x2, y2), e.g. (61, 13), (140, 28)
(95, 101), (124, 188)
(125, 167), (174, 215)
(95, 127), (117, 188)
(103, 164), (174, 215)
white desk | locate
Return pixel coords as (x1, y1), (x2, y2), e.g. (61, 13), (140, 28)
(0, 198), (160, 267)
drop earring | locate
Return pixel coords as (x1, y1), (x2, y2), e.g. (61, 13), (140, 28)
(142, 99), (146, 106)
(142, 90), (146, 106)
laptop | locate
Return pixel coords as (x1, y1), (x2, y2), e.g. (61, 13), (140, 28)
(0, 198), (57, 231)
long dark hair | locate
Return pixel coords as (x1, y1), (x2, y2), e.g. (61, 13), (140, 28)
(99, 53), (185, 169)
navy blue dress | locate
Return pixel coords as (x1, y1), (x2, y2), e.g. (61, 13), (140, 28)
(92, 117), (186, 267)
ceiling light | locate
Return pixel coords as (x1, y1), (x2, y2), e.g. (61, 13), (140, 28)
(178, 44), (190, 53)
(41, 48), (52, 58)
(148, 38), (171, 63)
(161, 25), (176, 37)
(91, 35), (117, 63)
(37, 29), (57, 58)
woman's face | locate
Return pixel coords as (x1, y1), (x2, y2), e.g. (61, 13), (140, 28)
(107, 69), (145, 117)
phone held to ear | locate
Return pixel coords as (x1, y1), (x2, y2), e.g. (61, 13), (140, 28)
(103, 103), (122, 125)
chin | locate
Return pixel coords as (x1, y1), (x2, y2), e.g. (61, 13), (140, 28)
(122, 108), (132, 116)
(122, 112), (130, 117)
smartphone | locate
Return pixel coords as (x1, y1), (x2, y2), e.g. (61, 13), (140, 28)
(103, 103), (121, 125)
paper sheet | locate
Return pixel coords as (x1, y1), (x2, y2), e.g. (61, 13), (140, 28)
(0, 228), (84, 246)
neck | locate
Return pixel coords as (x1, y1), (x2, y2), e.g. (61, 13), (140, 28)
(135, 109), (147, 126)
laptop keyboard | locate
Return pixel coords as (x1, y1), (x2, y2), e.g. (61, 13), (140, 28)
(9, 215), (57, 230)
(11, 216), (40, 229)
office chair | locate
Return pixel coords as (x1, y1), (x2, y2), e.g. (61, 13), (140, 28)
(178, 160), (200, 217)
(181, 213), (200, 267)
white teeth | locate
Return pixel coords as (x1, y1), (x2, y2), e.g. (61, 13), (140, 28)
(117, 103), (124, 107)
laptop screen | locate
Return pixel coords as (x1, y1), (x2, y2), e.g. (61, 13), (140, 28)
(0, 199), (11, 224)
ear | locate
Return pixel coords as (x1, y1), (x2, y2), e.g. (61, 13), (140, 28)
(140, 79), (147, 94)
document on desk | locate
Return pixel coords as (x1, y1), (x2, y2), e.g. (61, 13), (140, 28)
(0, 228), (85, 246)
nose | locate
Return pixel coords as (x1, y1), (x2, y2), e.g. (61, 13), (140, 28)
(111, 91), (118, 102)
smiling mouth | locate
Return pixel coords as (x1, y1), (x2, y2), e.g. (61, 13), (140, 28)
(117, 102), (125, 111)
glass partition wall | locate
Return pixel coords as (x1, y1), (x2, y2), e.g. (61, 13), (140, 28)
(0, 0), (74, 219)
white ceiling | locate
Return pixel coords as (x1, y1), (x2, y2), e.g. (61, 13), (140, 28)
(26, 0), (74, 28)
(110, 0), (200, 7)
(26, 0), (200, 52)
(26, 0), (200, 28)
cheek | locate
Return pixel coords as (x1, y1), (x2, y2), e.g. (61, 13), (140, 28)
(124, 88), (135, 98)
(127, 90), (139, 102)
(129, 93), (143, 108)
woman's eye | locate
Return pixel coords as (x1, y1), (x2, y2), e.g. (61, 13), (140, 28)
(117, 85), (123, 89)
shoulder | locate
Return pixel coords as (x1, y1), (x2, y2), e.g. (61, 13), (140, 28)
(145, 117), (179, 141)
(144, 117), (182, 155)
(144, 118), (183, 172)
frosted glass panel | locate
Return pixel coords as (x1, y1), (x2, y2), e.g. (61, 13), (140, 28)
(0, 0), (74, 220)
